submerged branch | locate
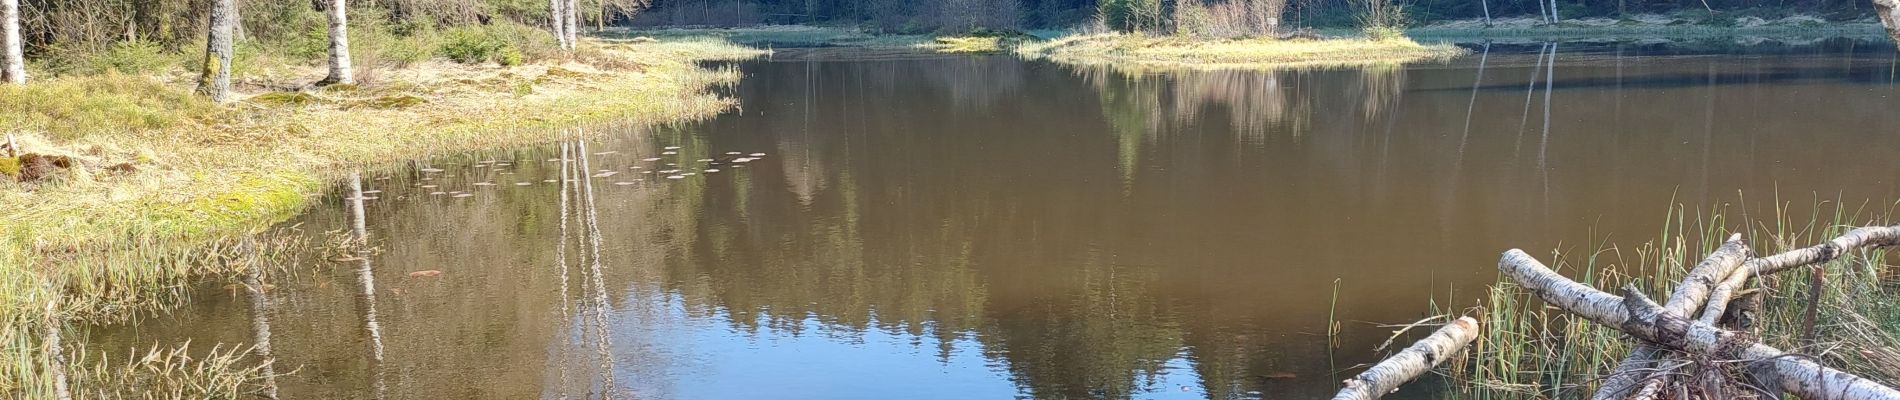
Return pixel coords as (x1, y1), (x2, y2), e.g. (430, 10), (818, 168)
(1333, 316), (1482, 400)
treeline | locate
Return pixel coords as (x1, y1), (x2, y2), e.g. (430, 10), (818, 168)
(632, 0), (1888, 31)
(0, 0), (637, 100)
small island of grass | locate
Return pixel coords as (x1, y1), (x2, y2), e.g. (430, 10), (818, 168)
(1014, 32), (1467, 70)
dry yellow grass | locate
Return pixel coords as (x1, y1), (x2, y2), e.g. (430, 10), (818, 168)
(0, 38), (767, 323)
(922, 36), (1007, 53)
(1016, 32), (1468, 71)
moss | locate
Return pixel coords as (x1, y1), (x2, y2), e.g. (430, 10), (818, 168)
(246, 91), (322, 107)
(0, 157), (18, 178)
(350, 95), (428, 110)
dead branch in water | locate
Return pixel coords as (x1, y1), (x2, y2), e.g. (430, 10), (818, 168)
(1340, 225), (1900, 399)
(1331, 316), (1482, 400)
(1501, 248), (1900, 400)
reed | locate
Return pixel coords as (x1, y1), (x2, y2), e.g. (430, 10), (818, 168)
(1439, 195), (1900, 398)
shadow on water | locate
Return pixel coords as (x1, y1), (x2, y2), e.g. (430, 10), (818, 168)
(80, 40), (1900, 399)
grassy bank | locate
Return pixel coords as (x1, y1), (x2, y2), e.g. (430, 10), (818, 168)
(1438, 199), (1900, 398)
(1015, 32), (1468, 71)
(1, 37), (764, 322)
(1409, 14), (1888, 40)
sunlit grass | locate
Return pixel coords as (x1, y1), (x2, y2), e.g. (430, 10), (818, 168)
(0, 38), (766, 321)
(926, 36), (1007, 53)
(1016, 32), (1468, 71)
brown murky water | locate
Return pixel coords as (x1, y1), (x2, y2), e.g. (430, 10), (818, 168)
(89, 40), (1900, 399)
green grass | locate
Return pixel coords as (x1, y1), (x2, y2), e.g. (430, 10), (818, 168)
(1440, 196), (1900, 398)
(1015, 32), (1469, 72)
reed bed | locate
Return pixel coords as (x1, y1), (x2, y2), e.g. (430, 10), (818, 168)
(1441, 195), (1900, 399)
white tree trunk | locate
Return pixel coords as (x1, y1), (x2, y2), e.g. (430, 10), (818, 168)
(320, 0), (353, 86)
(1501, 250), (1900, 400)
(1332, 317), (1482, 400)
(1, 0), (23, 85)
(564, 0), (581, 49)
(550, 0), (570, 50)
(1594, 234), (1749, 400)
(1746, 226), (1900, 277)
(1877, 0), (1900, 49)
(197, 0), (237, 102)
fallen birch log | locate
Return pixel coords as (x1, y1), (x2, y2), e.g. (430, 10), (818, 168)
(1332, 316), (1482, 400)
(1593, 234), (1749, 400)
(1501, 249), (1900, 400)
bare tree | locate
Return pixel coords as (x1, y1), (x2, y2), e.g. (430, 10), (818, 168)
(2, 0), (22, 84)
(197, 0), (236, 102)
(317, 0), (353, 86)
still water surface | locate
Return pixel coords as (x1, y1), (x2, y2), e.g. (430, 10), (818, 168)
(91, 40), (1900, 399)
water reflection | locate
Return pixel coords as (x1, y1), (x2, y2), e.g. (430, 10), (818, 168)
(85, 42), (1900, 399)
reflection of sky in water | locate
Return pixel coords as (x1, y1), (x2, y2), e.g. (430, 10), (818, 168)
(607, 297), (1205, 400)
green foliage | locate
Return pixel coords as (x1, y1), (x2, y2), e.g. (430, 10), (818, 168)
(40, 41), (186, 76)
(438, 23), (557, 66)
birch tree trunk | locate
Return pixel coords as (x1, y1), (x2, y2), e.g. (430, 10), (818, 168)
(1332, 317), (1482, 400)
(1594, 235), (1749, 400)
(550, 0), (569, 50)
(197, 0), (237, 103)
(2, 0), (24, 85)
(564, 0), (581, 49)
(318, 0), (353, 86)
(1877, 0), (1900, 50)
(1500, 250), (1900, 400)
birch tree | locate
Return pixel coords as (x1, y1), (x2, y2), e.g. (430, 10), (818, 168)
(197, 0), (237, 102)
(318, 0), (353, 86)
(565, 0), (581, 49)
(550, 0), (570, 50)
(1878, 0), (1900, 50)
(2, 0), (23, 85)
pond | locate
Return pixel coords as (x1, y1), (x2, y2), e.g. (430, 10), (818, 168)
(88, 39), (1900, 399)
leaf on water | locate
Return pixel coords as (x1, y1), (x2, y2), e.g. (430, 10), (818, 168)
(698, 159), (714, 162)
(453, 193), (473, 198)
(593, 171), (619, 178)
(666, 175), (685, 179)
(420, 184), (438, 188)
(614, 182), (636, 186)
(643, 158), (662, 162)
(664, 146), (682, 150)
(749, 153), (766, 157)
(705, 169), (720, 173)
(594, 151), (618, 155)
(515, 182), (532, 186)
(363, 190), (383, 194)
(430, 191), (446, 195)
(407, 270), (444, 278)
(472, 182), (496, 186)
(421, 168), (445, 172)
(661, 151), (678, 155)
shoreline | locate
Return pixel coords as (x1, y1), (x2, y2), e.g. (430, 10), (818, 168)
(0, 38), (768, 322)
